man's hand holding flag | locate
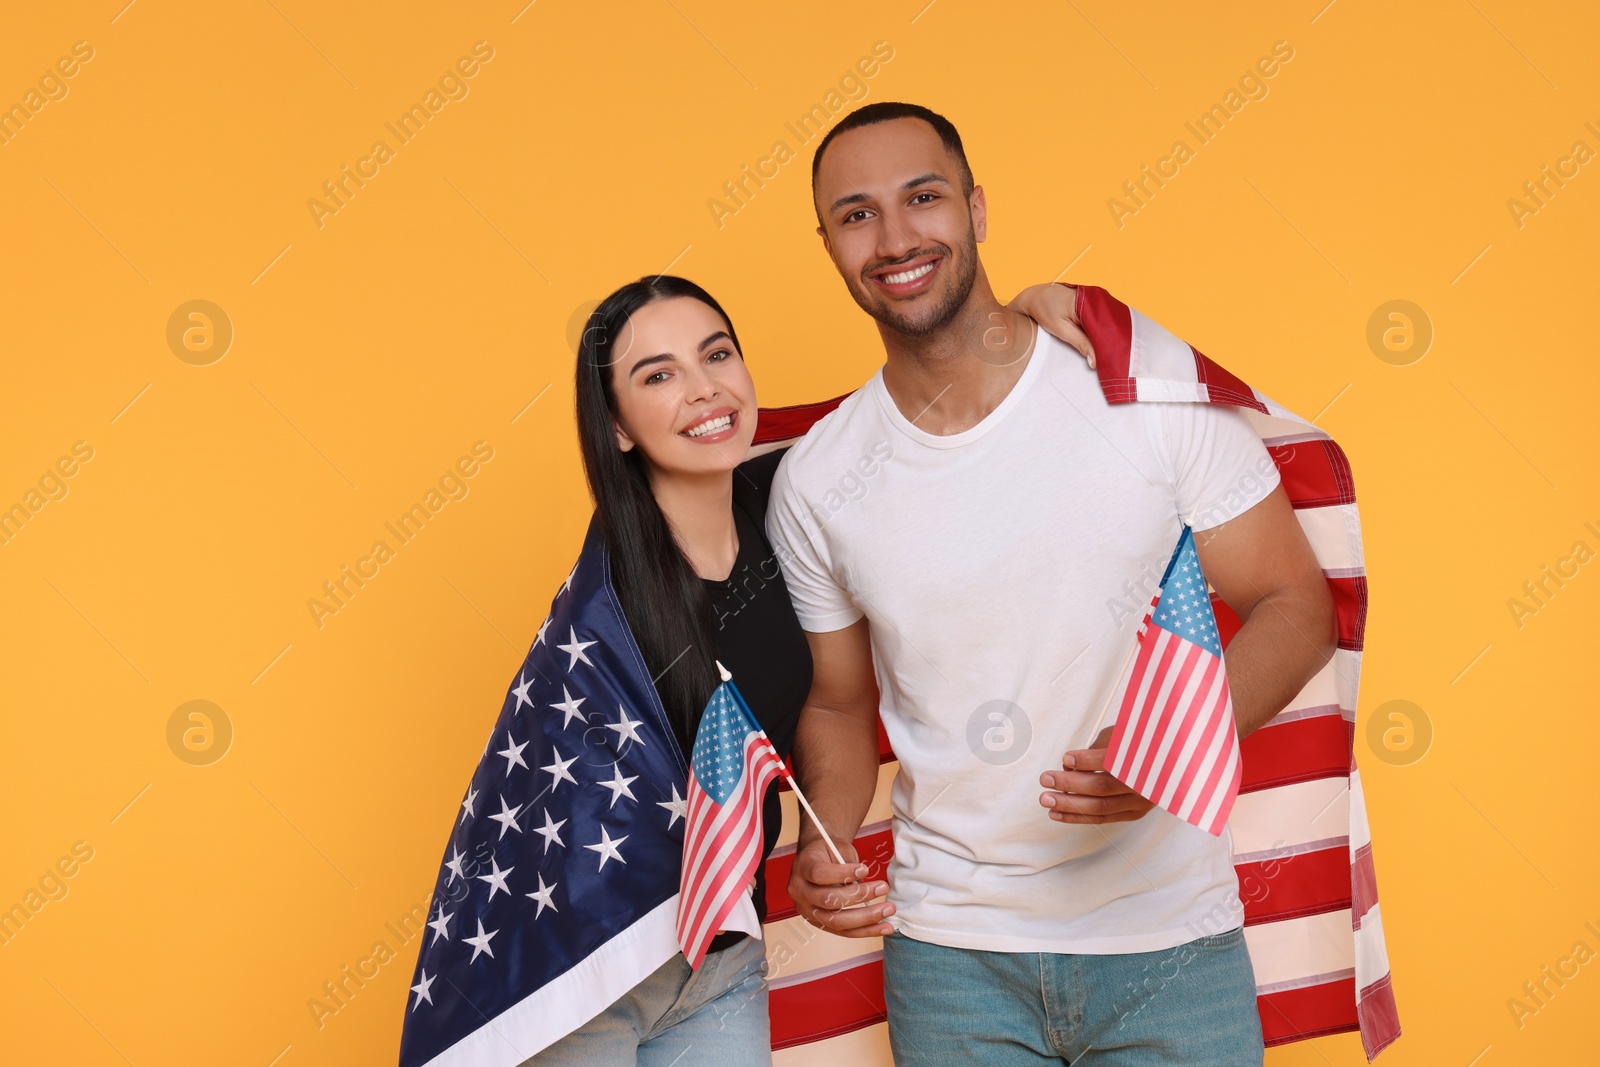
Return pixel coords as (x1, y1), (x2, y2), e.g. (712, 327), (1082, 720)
(1043, 525), (1242, 836)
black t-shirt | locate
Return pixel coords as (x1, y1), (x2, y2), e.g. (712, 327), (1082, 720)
(665, 449), (813, 952)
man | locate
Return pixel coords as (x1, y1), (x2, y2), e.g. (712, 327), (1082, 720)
(765, 101), (1337, 1065)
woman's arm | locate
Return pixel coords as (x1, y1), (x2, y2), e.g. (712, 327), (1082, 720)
(1007, 282), (1096, 367)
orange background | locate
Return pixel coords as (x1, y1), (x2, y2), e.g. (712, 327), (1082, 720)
(2, 1), (1596, 1064)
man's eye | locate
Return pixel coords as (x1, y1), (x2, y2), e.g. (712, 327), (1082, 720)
(911, 192), (937, 204)
(844, 209), (870, 223)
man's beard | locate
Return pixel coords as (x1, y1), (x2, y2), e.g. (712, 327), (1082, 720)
(848, 227), (979, 338)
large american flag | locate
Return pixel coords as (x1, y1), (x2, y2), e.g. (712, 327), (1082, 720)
(677, 671), (786, 969)
(747, 283), (1400, 1063)
(1105, 525), (1242, 837)
(398, 518), (704, 1067)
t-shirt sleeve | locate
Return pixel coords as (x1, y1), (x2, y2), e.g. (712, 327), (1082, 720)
(1148, 400), (1282, 532)
(764, 452), (864, 633)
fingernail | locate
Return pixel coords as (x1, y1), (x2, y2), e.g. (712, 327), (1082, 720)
(1043, 794), (1057, 807)
(855, 865), (868, 878)
(1063, 754), (1076, 769)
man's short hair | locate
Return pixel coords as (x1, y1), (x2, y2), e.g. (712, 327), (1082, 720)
(811, 102), (975, 223)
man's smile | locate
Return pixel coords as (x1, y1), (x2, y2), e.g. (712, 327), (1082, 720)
(868, 253), (943, 298)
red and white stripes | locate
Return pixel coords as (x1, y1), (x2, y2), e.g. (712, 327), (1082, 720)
(1109, 622), (1242, 837)
(677, 733), (785, 970)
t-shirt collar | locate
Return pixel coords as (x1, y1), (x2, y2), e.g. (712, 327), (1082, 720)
(869, 323), (1054, 449)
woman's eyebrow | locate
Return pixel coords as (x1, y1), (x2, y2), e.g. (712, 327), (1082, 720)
(630, 331), (734, 377)
(630, 335), (732, 382)
(629, 352), (676, 377)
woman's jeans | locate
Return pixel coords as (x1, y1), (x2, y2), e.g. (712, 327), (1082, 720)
(882, 926), (1264, 1065)
(525, 932), (771, 1066)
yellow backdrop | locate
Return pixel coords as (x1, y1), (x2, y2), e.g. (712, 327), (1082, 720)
(2, 1), (1596, 1064)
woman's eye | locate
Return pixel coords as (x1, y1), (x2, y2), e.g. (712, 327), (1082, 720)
(707, 348), (732, 363)
(645, 371), (668, 385)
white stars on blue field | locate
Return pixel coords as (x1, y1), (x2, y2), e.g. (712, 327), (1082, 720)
(1149, 531), (1222, 657)
(690, 686), (759, 806)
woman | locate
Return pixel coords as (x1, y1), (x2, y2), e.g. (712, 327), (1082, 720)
(397, 275), (1090, 1067)
(539, 274), (1088, 1063)
(541, 276), (806, 1064)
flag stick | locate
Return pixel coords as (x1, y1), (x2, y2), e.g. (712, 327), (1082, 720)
(1082, 527), (1196, 751)
(717, 660), (850, 867)
(1080, 637), (1141, 751)
(781, 767), (850, 867)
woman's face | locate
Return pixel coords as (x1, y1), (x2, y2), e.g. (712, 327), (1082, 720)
(608, 296), (757, 478)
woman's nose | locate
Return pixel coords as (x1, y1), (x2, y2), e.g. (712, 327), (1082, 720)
(683, 363), (719, 403)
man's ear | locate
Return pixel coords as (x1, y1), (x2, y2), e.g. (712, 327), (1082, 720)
(614, 420), (635, 453)
(969, 185), (988, 243)
(816, 222), (831, 255)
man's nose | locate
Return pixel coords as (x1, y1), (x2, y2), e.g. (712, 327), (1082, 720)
(874, 208), (919, 263)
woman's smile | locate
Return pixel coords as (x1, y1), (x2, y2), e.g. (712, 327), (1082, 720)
(680, 407), (741, 443)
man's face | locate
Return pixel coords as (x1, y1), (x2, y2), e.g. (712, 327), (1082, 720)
(814, 118), (983, 336)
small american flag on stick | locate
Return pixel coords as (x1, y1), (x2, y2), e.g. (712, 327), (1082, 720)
(1104, 525), (1242, 836)
(677, 662), (837, 969)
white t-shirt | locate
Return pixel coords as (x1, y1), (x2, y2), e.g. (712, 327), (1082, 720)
(765, 327), (1281, 954)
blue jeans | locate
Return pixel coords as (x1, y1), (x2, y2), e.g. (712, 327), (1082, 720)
(881, 927), (1263, 1066)
(525, 933), (771, 1066)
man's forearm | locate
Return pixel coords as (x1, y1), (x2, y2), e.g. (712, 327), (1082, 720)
(792, 702), (880, 850)
(1224, 586), (1337, 738)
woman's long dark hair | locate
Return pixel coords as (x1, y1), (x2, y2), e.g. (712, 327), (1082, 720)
(574, 275), (744, 754)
